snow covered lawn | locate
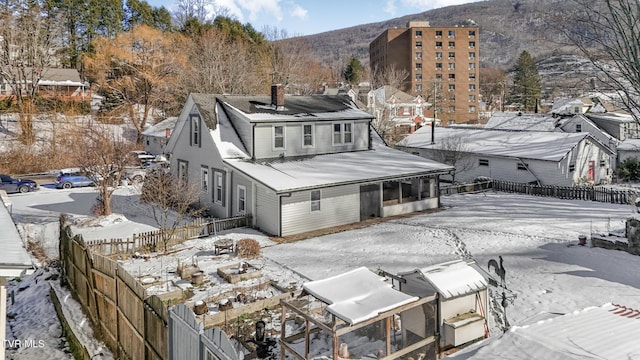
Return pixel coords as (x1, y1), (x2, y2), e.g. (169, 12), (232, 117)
(5, 187), (640, 359)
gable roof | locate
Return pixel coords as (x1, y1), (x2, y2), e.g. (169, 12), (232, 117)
(397, 126), (609, 162)
(403, 260), (488, 300)
(451, 303), (640, 359)
(141, 117), (178, 137)
(303, 267), (419, 325)
(484, 112), (560, 132)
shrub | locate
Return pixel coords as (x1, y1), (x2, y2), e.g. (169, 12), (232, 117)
(236, 238), (260, 258)
(617, 158), (640, 182)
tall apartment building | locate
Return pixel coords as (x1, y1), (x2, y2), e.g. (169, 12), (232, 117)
(370, 21), (480, 125)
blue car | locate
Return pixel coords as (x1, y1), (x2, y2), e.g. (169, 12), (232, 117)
(55, 172), (94, 189)
(0, 174), (39, 193)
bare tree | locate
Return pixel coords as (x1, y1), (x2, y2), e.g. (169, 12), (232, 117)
(140, 170), (203, 252)
(0, 0), (61, 145)
(75, 124), (136, 216)
(370, 64), (409, 90)
(564, 0), (640, 119)
(433, 134), (474, 183)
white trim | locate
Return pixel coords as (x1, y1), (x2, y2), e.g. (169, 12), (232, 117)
(214, 171), (223, 205)
(237, 185), (247, 214)
(273, 125), (285, 150)
(332, 122), (354, 146)
(302, 123), (315, 148)
(200, 167), (209, 193)
(310, 189), (321, 212)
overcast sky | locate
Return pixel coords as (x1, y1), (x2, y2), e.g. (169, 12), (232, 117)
(146, 0), (483, 36)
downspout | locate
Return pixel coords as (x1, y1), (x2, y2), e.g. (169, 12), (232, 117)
(251, 123), (256, 161)
(278, 192), (292, 237)
(226, 170), (233, 217)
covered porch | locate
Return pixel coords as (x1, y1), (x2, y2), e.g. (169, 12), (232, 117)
(360, 175), (440, 220)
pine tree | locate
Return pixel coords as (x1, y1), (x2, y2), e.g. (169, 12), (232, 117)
(511, 51), (541, 112)
(343, 56), (364, 85)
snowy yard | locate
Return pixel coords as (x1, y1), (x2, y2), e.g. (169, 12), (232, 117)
(5, 185), (640, 359)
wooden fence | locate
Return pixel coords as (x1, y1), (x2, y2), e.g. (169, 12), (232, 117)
(59, 214), (169, 360)
(490, 180), (639, 205)
(86, 214), (252, 255)
(440, 180), (492, 196)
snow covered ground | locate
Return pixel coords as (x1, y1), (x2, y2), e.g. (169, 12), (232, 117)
(5, 185), (640, 359)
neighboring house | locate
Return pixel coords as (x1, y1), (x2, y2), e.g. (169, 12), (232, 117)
(616, 138), (640, 164)
(165, 86), (453, 237)
(366, 85), (433, 143)
(550, 97), (594, 116)
(484, 112), (619, 169)
(396, 126), (614, 186)
(0, 67), (89, 102)
(585, 112), (640, 141)
(450, 303), (640, 359)
(0, 192), (34, 360)
(397, 260), (490, 350)
(142, 117), (178, 155)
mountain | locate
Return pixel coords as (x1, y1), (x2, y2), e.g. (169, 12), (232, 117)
(300, 0), (581, 72)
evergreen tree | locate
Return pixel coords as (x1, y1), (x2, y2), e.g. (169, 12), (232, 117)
(343, 56), (364, 85)
(511, 50), (541, 112)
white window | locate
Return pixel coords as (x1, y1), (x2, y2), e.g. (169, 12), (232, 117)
(469, 52), (476, 59)
(448, 30), (455, 38)
(517, 162), (528, 171)
(201, 167), (209, 193)
(273, 125), (285, 149)
(310, 190), (321, 212)
(469, 41), (476, 48)
(576, 124), (582, 132)
(333, 122), (354, 145)
(435, 52), (442, 59)
(237, 185), (246, 214)
(178, 160), (188, 183)
(479, 159), (489, 166)
(569, 164), (575, 172)
(469, 105), (476, 113)
(214, 171), (223, 204)
(469, 63), (476, 70)
(448, 63), (455, 70)
(303, 124), (314, 147)
(191, 115), (200, 146)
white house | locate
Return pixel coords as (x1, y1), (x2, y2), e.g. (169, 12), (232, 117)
(397, 260), (490, 350)
(165, 86), (453, 237)
(141, 116), (178, 155)
(396, 126), (614, 186)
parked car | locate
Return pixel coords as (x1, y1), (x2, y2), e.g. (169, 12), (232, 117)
(0, 174), (38, 193)
(55, 172), (94, 189)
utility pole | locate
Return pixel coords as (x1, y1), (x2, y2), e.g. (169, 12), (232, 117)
(432, 79), (437, 144)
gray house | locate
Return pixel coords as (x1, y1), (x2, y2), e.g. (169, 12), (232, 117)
(397, 126), (614, 186)
(142, 116), (178, 155)
(165, 86), (453, 237)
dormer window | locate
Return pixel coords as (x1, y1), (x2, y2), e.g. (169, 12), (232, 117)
(333, 122), (353, 145)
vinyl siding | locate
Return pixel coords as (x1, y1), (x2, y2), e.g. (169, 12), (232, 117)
(281, 185), (360, 236)
(255, 185), (279, 236)
(170, 105), (228, 217)
(252, 120), (370, 159)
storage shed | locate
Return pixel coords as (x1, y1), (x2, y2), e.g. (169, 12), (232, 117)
(397, 260), (489, 349)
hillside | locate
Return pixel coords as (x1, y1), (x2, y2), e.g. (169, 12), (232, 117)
(301, 0), (580, 71)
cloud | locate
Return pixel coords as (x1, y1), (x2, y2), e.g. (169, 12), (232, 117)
(221, 0), (284, 23)
(384, 0), (397, 15)
(401, 0), (482, 10)
(289, 4), (307, 20)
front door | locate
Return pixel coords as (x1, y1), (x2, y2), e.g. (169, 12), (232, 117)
(360, 184), (380, 221)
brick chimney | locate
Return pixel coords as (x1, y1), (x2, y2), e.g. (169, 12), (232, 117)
(271, 84), (285, 110)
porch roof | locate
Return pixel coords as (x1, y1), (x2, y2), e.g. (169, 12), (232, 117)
(226, 132), (453, 193)
(0, 198), (33, 277)
(303, 267), (419, 325)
